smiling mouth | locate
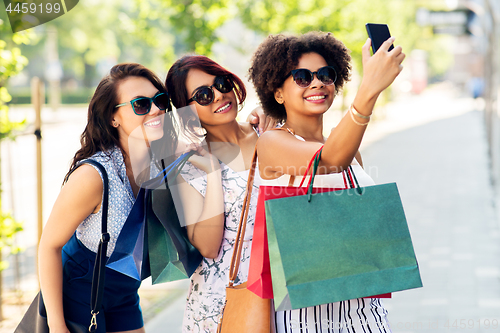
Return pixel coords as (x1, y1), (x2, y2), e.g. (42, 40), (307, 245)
(144, 119), (161, 127)
(215, 102), (231, 113)
(305, 95), (326, 101)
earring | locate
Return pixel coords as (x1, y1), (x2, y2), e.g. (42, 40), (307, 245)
(113, 122), (119, 127)
(277, 99), (284, 104)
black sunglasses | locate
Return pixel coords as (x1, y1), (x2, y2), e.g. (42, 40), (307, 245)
(115, 92), (171, 115)
(188, 76), (234, 106)
(286, 66), (337, 88)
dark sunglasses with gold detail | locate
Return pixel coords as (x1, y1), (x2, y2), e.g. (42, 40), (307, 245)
(286, 66), (337, 88)
(188, 76), (234, 106)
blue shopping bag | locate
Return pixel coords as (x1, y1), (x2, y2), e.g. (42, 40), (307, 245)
(106, 151), (195, 280)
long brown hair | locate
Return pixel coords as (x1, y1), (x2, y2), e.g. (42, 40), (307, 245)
(65, 63), (176, 180)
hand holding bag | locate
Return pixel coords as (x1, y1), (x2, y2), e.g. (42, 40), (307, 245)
(15, 159), (110, 333)
(247, 147), (342, 299)
(248, 142), (391, 302)
(217, 148), (272, 333)
(106, 151), (196, 280)
(146, 151), (203, 283)
(266, 147), (423, 311)
(147, 175), (203, 283)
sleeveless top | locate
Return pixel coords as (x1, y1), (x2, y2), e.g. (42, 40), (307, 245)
(75, 145), (159, 257)
(257, 134), (391, 333)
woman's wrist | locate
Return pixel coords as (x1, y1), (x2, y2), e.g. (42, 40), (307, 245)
(356, 80), (380, 107)
(48, 317), (69, 333)
(349, 104), (370, 126)
(352, 84), (379, 118)
(206, 167), (222, 179)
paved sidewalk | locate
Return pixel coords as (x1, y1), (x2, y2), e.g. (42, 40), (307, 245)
(361, 85), (499, 332)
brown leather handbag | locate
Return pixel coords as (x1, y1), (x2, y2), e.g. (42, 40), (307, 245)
(217, 148), (272, 333)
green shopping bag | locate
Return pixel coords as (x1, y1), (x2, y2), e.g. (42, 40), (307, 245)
(266, 149), (422, 311)
(146, 152), (203, 284)
(147, 204), (192, 283)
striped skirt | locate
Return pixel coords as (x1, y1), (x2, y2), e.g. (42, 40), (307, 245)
(274, 298), (391, 333)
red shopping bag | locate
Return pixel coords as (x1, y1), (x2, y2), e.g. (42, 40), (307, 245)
(248, 185), (341, 299)
(247, 148), (392, 300)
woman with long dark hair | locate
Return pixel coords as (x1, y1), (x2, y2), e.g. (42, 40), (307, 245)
(38, 63), (172, 333)
(166, 55), (261, 333)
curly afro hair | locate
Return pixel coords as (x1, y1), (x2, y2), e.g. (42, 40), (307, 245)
(248, 31), (351, 122)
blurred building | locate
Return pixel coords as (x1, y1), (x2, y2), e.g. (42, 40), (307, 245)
(476, 0), (500, 194)
(425, 0), (500, 194)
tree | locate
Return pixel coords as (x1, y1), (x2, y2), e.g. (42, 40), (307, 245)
(14, 0), (179, 88)
(131, 0), (422, 68)
(237, 0), (422, 69)
(0, 15), (32, 320)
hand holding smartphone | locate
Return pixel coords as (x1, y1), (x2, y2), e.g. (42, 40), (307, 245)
(365, 23), (394, 54)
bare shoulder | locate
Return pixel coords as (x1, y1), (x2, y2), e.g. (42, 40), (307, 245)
(64, 164), (103, 198)
(41, 164), (104, 245)
(257, 129), (293, 149)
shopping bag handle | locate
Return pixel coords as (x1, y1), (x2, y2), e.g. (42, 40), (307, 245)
(297, 146), (324, 188)
(155, 150), (197, 185)
(308, 151), (363, 200)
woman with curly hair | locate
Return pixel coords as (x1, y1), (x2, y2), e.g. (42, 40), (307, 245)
(249, 32), (404, 332)
(166, 55), (268, 333)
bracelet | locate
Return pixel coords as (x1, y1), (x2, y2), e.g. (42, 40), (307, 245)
(349, 104), (371, 119)
(349, 107), (369, 126)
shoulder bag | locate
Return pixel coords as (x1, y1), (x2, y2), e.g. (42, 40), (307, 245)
(217, 148), (272, 333)
(15, 159), (110, 333)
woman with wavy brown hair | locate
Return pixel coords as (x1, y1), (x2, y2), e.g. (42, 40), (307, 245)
(38, 63), (173, 333)
(166, 54), (264, 333)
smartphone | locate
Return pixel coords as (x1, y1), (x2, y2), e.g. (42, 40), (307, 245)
(365, 23), (394, 54)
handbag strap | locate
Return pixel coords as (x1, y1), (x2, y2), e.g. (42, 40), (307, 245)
(228, 127), (296, 284)
(228, 145), (258, 286)
(67, 159), (109, 332)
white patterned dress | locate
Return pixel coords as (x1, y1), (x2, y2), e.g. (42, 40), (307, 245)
(180, 159), (260, 333)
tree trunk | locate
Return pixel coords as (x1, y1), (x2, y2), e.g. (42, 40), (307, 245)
(83, 62), (97, 88)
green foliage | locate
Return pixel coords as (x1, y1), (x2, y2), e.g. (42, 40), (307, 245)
(237, 0), (421, 71)
(6, 86), (94, 104)
(0, 212), (23, 270)
(10, 0), (179, 86)
(137, 0), (423, 74)
(1, 20), (30, 139)
(0, 17), (30, 270)
(133, 0), (235, 66)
